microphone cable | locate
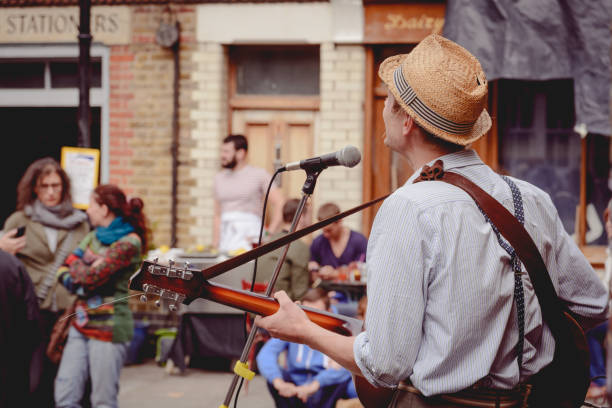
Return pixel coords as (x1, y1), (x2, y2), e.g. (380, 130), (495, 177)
(233, 167), (282, 408)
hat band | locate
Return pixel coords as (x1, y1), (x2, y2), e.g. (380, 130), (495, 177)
(393, 65), (475, 135)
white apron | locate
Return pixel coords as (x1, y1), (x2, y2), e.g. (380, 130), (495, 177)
(219, 211), (262, 253)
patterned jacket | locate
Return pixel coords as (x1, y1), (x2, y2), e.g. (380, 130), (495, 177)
(58, 231), (141, 343)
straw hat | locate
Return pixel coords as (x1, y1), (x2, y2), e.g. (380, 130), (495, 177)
(378, 34), (492, 145)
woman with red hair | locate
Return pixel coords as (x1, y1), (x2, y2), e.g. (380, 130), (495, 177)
(54, 184), (148, 408)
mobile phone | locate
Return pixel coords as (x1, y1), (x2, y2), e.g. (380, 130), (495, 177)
(15, 226), (26, 237)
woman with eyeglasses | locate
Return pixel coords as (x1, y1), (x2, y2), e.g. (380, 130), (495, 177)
(1, 157), (90, 406)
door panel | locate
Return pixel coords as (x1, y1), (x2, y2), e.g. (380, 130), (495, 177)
(231, 110), (315, 200)
(282, 122), (311, 197)
(363, 45), (415, 233)
(244, 122), (274, 171)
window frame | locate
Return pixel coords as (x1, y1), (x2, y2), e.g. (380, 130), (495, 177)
(228, 45), (320, 111)
(0, 44), (110, 183)
(473, 80), (598, 258)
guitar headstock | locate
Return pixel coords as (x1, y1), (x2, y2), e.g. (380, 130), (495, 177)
(129, 258), (204, 311)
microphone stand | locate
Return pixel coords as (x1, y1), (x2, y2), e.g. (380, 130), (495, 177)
(219, 169), (322, 408)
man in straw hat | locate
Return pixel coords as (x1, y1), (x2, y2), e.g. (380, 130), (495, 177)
(257, 34), (608, 407)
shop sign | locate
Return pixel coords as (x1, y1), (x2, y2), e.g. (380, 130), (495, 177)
(364, 3), (445, 44)
(0, 6), (130, 45)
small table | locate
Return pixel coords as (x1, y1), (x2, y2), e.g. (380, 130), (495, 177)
(319, 280), (367, 302)
(168, 313), (246, 372)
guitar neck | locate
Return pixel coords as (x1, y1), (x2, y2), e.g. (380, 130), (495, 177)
(129, 261), (362, 336)
(201, 281), (358, 336)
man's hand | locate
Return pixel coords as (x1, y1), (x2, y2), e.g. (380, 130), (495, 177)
(295, 380), (320, 402)
(272, 378), (298, 398)
(256, 291), (314, 344)
(318, 265), (338, 280)
(0, 229), (26, 255)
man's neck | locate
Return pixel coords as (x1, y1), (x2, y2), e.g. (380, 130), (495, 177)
(231, 161), (247, 172)
(406, 149), (450, 172)
(404, 132), (465, 173)
(330, 226), (348, 244)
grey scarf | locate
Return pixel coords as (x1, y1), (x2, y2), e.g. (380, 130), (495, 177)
(24, 199), (88, 230)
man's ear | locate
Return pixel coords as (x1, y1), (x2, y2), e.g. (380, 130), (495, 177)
(236, 149), (247, 162)
(402, 113), (415, 136)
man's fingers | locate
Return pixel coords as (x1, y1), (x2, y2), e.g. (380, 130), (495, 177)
(273, 290), (292, 306)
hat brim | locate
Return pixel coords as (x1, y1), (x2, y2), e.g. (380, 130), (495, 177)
(378, 55), (492, 146)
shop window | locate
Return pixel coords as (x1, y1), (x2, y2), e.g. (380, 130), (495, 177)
(231, 46), (319, 96)
(50, 60), (102, 88)
(498, 79), (609, 245)
(0, 58), (102, 89)
(0, 62), (44, 88)
(0, 44), (109, 225)
(229, 45), (320, 111)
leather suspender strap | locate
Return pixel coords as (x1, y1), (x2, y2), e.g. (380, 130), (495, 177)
(414, 160), (567, 340)
(415, 160), (590, 407)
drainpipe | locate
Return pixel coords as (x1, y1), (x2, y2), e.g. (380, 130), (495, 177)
(156, 8), (180, 247)
(77, 0), (92, 147)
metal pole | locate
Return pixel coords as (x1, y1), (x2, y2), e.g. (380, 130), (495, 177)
(170, 28), (180, 248)
(77, 0), (92, 148)
(221, 171), (321, 407)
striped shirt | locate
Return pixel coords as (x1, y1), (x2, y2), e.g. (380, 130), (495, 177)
(354, 149), (608, 396)
(214, 165), (272, 216)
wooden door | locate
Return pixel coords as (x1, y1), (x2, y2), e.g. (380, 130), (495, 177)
(363, 45), (415, 234)
(231, 110), (315, 201)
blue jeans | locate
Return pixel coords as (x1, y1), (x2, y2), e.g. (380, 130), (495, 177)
(266, 370), (352, 408)
(587, 321), (608, 386)
(55, 327), (128, 408)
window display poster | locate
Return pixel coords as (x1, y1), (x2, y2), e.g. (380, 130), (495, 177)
(61, 147), (100, 209)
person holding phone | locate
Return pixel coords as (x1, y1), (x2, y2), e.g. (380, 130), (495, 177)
(1, 157), (89, 406)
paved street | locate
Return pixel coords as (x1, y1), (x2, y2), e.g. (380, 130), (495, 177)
(119, 360), (274, 408)
(118, 360), (606, 408)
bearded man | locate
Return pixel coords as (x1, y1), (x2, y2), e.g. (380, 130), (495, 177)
(213, 134), (284, 253)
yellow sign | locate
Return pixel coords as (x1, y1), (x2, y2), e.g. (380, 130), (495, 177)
(61, 147), (100, 210)
(0, 6), (130, 45)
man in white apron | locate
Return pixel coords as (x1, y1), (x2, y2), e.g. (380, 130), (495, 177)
(214, 134), (284, 253)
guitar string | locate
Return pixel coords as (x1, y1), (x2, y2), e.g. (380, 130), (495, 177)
(58, 293), (143, 321)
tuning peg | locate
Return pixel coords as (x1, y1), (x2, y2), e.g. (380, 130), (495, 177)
(168, 303), (177, 312)
(155, 299), (161, 308)
(140, 294), (148, 303)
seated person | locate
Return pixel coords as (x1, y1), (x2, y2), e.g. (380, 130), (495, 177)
(256, 288), (353, 408)
(308, 202), (367, 282)
(256, 199), (311, 300)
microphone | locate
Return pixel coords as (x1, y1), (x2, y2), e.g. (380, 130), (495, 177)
(280, 145), (361, 172)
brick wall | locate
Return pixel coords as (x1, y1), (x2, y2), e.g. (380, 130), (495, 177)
(186, 43), (227, 246)
(108, 5), (198, 249)
(109, 16), (365, 247)
(317, 43), (365, 232)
